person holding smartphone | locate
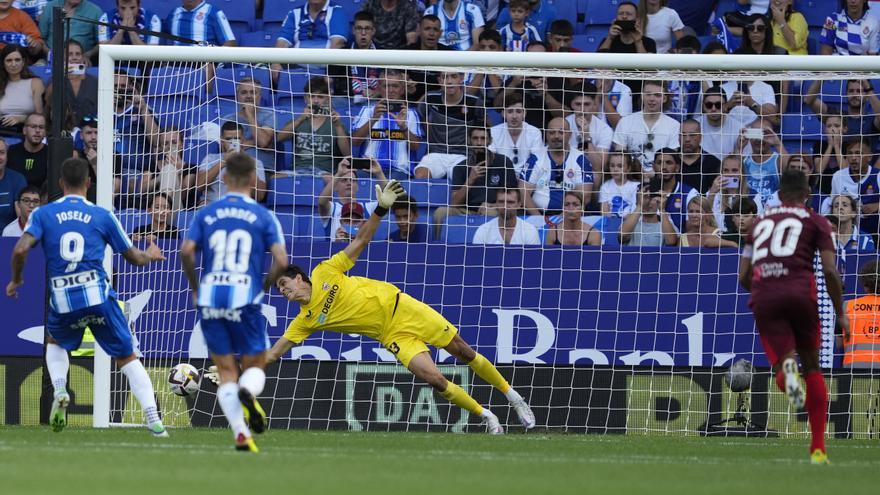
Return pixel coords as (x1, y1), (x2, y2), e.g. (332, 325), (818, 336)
(196, 121), (267, 204)
(598, 2), (657, 55)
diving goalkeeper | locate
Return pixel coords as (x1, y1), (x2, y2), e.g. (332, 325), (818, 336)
(266, 181), (535, 434)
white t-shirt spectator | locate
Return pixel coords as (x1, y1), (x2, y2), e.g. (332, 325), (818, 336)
(472, 217), (541, 245)
(697, 106), (757, 160)
(600, 179), (640, 217)
(646, 7), (685, 54)
(565, 114), (613, 151)
(612, 112), (681, 171)
(2, 218), (23, 237)
(488, 122), (545, 176)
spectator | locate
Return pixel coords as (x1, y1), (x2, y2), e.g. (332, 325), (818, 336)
(141, 127), (197, 209)
(351, 68), (423, 179)
(1, 183), (36, 235)
(434, 125), (518, 236)
(814, 111), (848, 195)
(742, 118), (788, 203)
(489, 92), (544, 176)
(43, 40), (96, 125)
(404, 15), (453, 102)
(0, 44), (42, 135)
(721, 195), (758, 246)
(619, 184), (664, 246)
(828, 193), (876, 252)
(598, 2), (658, 54)
(496, 0), (557, 39)
(390, 194), (428, 242)
(639, 0), (685, 54)
(278, 76), (350, 176)
(719, 78), (780, 127)
(612, 80), (680, 171)
(0, 0), (45, 59)
(785, 152), (822, 211)
(0, 136), (25, 226)
(361, 0), (419, 49)
(12, 0), (45, 24)
(333, 201), (366, 241)
(472, 188), (541, 245)
(680, 118), (721, 193)
(821, 0), (879, 55)
(406, 14), (451, 51)
(414, 70), (485, 179)
(39, 0), (101, 58)
(722, 0), (770, 38)
(221, 77), (276, 174)
(317, 159), (386, 237)
(655, 147), (699, 232)
(499, 69), (564, 130)
(336, 11), (380, 103)
(545, 190), (601, 246)
(112, 71), (159, 174)
(708, 155), (752, 229)
(594, 77), (633, 128)
(805, 79), (880, 151)
(600, 152), (639, 217)
(546, 19), (577, 52)
(498, 0), (541, 52)
(166, 0), (236, 47)
(7, 112), (45, 188)
(98, 0), (162, 46)
(564, 82), (613, 165)
(131, 192), (179, 241)
(424, 0), (484, 51)
(521, 117), (595, 215)
(734, 14), (787, 54)
(466, 29), (505, 102)
(72, 114), (99, 200)
(669, 195), (738, 247)
(702, 40), (728, 54)
(196, 122), (267, 203)
(769, 0), (808, 55)
(828, 139), (879, 235)
(696, 85), (756, 161)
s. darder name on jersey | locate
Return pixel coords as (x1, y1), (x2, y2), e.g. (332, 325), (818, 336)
(55, 210), (92, 224)
(204, 208), (257, 225)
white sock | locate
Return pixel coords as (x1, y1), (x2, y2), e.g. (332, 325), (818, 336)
(480, 409), (495, 419)
(239, 367), (266, 397)
(46, 343), (69, 397)
(504, 387), (523, 403)
(217, 382), (249, 438)
(119, 360), (161, 426)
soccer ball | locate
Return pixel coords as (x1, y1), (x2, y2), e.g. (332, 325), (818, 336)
(168, 363), (201, 397)
(725, 359), (755, 393)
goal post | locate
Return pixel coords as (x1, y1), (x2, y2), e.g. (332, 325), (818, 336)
(95, 45), (880, 435)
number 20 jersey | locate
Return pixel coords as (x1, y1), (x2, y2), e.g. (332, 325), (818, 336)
(185, 192), (284, 309)
(743, 203), (835, 299)
(24, 195), (133, 314)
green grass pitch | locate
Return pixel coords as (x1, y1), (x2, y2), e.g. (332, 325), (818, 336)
(1, 426), (878, 495)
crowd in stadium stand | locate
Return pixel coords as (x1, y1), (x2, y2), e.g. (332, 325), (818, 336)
(0, 0), (878, 255)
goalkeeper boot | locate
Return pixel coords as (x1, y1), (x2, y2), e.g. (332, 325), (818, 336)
(50, 392), (70, 433)
(481, 410), (504, 435)
(810, 449), (830, 465)
(235, 433), (259, 453)
(239, 388), (267, 434)
(511, 398), (536, 430)
(782, 358), (805, 409)
(149, 422), (169, 438)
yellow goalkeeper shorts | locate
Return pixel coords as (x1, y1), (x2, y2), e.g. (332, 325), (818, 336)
(380, 293), (459, 367)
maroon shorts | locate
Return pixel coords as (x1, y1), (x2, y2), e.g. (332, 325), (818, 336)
(750, 295), (821, 366)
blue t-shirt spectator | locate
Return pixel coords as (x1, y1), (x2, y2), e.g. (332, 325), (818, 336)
(390, 223), (428, 242)
(166, 0), (235, 46)
(496, 0), (556, 39)
(277, 1), (348, 49)
(0, 162), (27, 227)
(98, 7), (162, 45)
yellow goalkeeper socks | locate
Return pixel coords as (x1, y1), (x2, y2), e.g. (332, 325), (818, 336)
(440, 381), (484, 416)
(468, 353), (511, 394)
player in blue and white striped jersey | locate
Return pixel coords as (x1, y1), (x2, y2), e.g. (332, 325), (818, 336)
(180, 152), (288, 453)
(97, 0), (162, 46)
(6, 158), (168, 437)
(424, 0), (485, 51)
(820, 2), (880, 55)
(166, 0), (235, 46)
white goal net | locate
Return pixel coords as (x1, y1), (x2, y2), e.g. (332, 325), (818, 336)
(96, 46), (880, 437)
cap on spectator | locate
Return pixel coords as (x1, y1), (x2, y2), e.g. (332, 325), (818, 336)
(341, 202), (365, 219)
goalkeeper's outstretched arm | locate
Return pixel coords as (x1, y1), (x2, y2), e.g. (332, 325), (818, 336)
(266, 338), (295, 364)
(342, 180), (406, 262)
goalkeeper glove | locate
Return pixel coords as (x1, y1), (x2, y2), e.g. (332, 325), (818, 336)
(205, 365), (221, 386)
(373, 180), (406, 216)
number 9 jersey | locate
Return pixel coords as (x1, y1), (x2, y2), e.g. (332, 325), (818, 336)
(185, 192), (284, 309)
(24, 195), (133, 314)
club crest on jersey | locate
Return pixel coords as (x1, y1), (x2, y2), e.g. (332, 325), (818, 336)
(196, 12), (205, 21)
(674, 198), (682, 209)
(322, 282), (331, 291)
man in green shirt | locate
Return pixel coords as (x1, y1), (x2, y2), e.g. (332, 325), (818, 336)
(39, 0), (102, 59)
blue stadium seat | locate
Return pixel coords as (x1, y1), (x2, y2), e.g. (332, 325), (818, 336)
(118, 209), (150, 233)
(268, 175), (325, 206)
(798, 0), (832, 27)
(91, 0), (116, 14)
(714, 0), (741, 18)
(152, 2), (178, 21)
(263, 0), (298, 24)
(591, 216), (622, 246)
(583, 0), (619, 25)
(277, 70), (311, 97)
(437, 215), (491, 244)
(406, 180), (451, 207)
(29, 65), (51, 85)
(548, 0), (584, 34)
(147, 66), (206, 99)
(781, 113), (822, 141)
(810, 79), (846, 105)
(240, 30), (277, 47)
(572, 34), (601, 53)
(211, 0), (257, 27)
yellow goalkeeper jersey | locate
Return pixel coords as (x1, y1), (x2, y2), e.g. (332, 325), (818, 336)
(282, 251), (401, 344)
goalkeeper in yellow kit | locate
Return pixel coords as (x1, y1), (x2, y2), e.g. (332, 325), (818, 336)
(266, 181), (535, 433)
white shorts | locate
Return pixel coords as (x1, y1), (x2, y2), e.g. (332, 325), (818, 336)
(414, 153), (467, 179)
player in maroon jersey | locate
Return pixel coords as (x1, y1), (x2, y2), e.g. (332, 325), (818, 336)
(738, 169), (847, 465)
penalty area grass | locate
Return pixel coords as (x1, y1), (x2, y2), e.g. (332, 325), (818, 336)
(0, 426), (878, 495)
